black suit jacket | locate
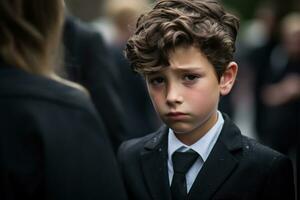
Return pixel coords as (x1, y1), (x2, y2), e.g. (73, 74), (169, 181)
(0, 63), (127, 200)
(118, 114), (295, 200)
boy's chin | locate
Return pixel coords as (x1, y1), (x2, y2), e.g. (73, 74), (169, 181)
(171, 124), (209, 145)
(169, 124), (194, 135)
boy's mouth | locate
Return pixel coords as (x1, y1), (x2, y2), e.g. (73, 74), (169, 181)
(166, 112), (188, 120)
(166, 112), (186, 116)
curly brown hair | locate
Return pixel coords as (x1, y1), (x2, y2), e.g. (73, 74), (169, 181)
(125, 0), (239, 80)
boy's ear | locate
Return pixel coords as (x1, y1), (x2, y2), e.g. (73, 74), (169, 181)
(219, 62), (238, 96)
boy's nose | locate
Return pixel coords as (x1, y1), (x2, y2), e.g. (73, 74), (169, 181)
(166, 84), (183, 107)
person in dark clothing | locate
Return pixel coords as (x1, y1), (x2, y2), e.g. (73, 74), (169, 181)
(106, 0), (161, 138)
(118, 0), (295, 199)
(0, 1), (127, 199)
(63, 15), (129, 150)
(249, 13), (300, 154)
(257, 13), (300, 154)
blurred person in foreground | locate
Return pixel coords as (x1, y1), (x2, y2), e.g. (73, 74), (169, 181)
(0, 0), (127, 199)
(118, 0), (295, 199)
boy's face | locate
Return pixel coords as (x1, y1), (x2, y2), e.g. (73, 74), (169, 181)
(145, 46), (237, 145)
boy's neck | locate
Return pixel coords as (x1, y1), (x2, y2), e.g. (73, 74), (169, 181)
(175, 112), (218, 146)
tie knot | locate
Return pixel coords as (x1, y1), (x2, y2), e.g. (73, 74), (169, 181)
(172, 150), (199, 174)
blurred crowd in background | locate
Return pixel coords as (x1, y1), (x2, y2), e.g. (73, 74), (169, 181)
(63, 0), (299, 185)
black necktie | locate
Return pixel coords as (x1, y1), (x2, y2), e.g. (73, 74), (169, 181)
(170, 151), (199, 200)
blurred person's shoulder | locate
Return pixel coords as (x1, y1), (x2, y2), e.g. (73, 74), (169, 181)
(0, 63), (96, 114)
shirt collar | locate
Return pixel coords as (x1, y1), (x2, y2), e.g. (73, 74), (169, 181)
(168, 111), (224, 161)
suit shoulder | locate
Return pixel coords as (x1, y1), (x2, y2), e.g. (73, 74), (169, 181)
(117, 131), (162, 165)
(119, 132), (157, 154)
(241, 136), (290, 166)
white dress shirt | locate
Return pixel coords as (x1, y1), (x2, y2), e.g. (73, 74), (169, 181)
(167, 111), (224, 192)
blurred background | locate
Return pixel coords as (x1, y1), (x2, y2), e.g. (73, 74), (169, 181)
(64, 0), (299, 192)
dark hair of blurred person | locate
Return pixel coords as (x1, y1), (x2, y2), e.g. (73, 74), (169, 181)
(0, 0), (127, 199)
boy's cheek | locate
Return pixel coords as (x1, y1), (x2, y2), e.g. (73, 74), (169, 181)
(148, 88), (163, 102)
(148, 92), (161, 107)
(150, 96), (167, 115)
(150, 96), (164, 111)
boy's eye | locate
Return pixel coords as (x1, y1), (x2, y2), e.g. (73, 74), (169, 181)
(183, 74), (199, 82)
(149, 77), (165, 85)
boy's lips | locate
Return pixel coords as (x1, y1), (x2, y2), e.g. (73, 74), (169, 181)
(165, 112), (188, 120)
(166, 112), (186, 116)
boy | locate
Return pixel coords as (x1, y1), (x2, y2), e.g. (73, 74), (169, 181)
(118, 0), (295, 200)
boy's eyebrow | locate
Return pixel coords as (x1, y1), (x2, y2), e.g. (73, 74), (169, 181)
(145, 68), (167, 76)
(145, 66), (205, 76)
(172, 66), (205, 72)
(145, 71), (163, 76)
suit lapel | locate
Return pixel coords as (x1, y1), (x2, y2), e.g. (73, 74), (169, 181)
(188, 114), (243, 200)
(140, 126), (171, 200)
